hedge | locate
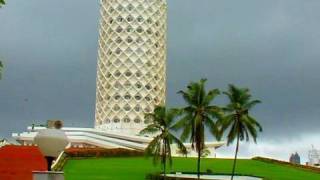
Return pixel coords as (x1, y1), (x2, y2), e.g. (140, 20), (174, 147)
(252, 156), (320, 174)
(52, 148), (144, 171)
(65, 147), (144, 158)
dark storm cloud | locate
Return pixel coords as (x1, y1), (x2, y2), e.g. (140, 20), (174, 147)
(1, 0), (320, 160)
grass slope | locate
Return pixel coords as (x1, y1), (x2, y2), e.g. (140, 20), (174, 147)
(64, 157), (320, 180)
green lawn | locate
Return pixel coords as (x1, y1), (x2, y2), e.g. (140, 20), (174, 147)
(64, 157), (320, 180)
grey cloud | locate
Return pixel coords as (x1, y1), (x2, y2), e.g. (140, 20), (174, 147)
(0, 0), (320, 159)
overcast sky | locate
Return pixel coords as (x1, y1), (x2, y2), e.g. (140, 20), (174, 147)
(1, 0), (320, 162)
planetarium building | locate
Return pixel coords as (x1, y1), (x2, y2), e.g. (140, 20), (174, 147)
(12, 0), (225, 157)
(95, 0), (167, 134)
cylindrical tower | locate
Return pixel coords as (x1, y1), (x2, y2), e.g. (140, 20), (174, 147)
(95, 0), (167, 135)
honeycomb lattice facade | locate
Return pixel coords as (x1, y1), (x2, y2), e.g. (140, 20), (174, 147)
(95, 0), (167, 134)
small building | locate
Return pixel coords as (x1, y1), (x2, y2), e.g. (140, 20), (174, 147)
(289, 152), (301, 164)
(308, 146), (320, 167)
(13, 126), (225, 158)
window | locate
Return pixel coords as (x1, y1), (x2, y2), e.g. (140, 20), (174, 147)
(126, 37), (133, 43)
(136, 27), (143, 33)
(127, 26), (133, 33)
(124, 118), (130, 123)
(124, 105), (131, 111)
(114, 82), (121, 89)
(137, 16), (144, 23)
(109, 8), (114, 13)
(114, 71), (121, 77)
(113, 118), (120, 123)
(135, 72), (142, 78)
(147, 18), (152, 24)
(134, 118), (141, 123)
(135, 82), (142, 89)
(124, 81), (131, 88)
(135, 95), (142, 100)
(147, 29), (152, 35)
(145, 107), (151, 113)
(145, 84), (152, 90)
(117, 5), (123, 11)
(136, 37), (143, 44)
(145, 96), (151, 101)
(116, 26), (123, 33)
(113, 105), (120, 111)
(124, 94), (131, 100)
(134, 105), (141, 112)
(127, 4), (134, 11)
(117, 16), (124, 22)
(116, 37), (122, 44)
(114, 94), (121, 100)
(115, 48), (121, 55)
(125, 71), (132, 77)
(126, 15), (133, 22)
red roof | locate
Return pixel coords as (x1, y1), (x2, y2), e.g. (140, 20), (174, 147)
(0, 145), (47, 180)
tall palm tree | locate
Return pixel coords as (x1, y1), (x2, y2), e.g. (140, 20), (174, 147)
(0, 0), (5, 8)
(140, 106), (187, 178)
(174, 79), (223, 179)
(0, 61), (3, 79)
(219, 84), (262, 180)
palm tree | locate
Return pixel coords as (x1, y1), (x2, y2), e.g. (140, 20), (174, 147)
(0, 61), (3, 79)
(140, 106), (187, 178)
(0, 0), (5, 8)
(174, 79), (223, 179)
(219, 84), (262, 180)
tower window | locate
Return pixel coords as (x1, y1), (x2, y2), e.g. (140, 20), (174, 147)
(134, 118), (141, 123)
(124, 118), (130, 123)
(127, 15), (133, 22)
(124, 105), (131, 111)
(114, 94), (121, 100)
(124, 94), (131, 100)
(117, 16), (124, 22)
(145, 84), (152, 90)
(113, 118), (120, 123)
(134, 105), (141, 112)
(137, 16), (144, 23)
(145, 96), (151, 101)
(137, 27), (143, 33)
(135, 95), (142, 100)
(125, 71), (132, 77)
(116, 27), (123, 33)
(126, 37), (133, 43)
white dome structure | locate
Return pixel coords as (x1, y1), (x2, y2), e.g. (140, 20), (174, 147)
(95, 0), (167, 134)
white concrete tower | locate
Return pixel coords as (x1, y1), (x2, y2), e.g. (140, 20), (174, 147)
(95, 0), (167, 134)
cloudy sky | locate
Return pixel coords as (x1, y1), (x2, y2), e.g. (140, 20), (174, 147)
(1, 0), (320, 162)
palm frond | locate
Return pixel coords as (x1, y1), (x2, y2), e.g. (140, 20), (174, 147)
(140, 124), (161, 135)
(203, 89), (220, 105)
(204, 117), (220, 139)
(243, 100), (261, 110)
(170, 134), (187, 155)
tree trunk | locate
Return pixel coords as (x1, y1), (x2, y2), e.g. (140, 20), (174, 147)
(163, 140), (166, 180)
(163, 158), (166, 180)
(197, 148), (201, 179)
(231, 134), (240, 180)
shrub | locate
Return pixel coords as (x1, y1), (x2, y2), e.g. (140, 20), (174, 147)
(252, 156), (320, 174)
(65, 147), (144, 158)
